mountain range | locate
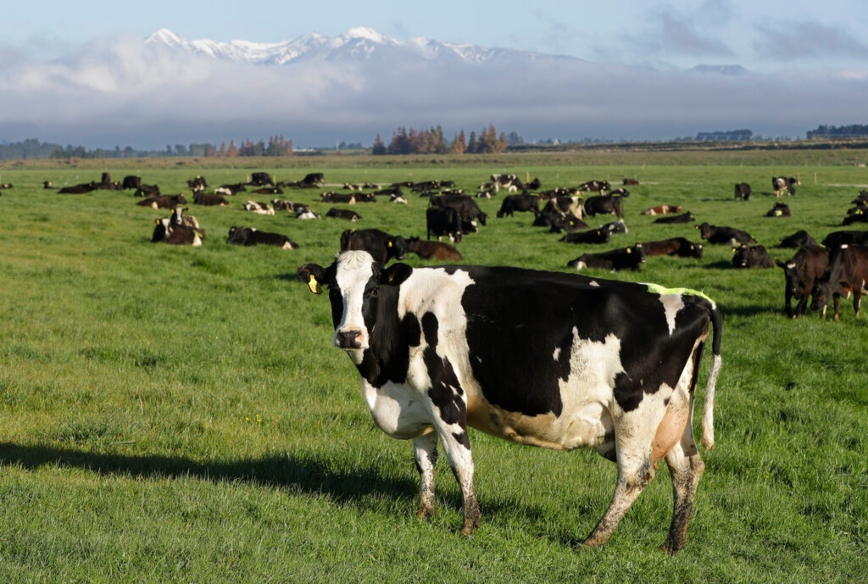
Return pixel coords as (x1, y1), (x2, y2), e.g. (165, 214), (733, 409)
(144, 27), (583, 67)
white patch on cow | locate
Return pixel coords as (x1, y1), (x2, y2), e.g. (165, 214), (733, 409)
(552, 347), (561, 362)
(361, 379), (435, 440)
(589, 280), (600, 287)
(657, 294), (685, 335)
(334, 250), (376, 362)
(573, 261), (587, 271)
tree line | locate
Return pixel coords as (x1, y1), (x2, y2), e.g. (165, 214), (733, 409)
(0, 136), (294, 161)
(806, 125), (868, 139)
(372, 124), (511, 155)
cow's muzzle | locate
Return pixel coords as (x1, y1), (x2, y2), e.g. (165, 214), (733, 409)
(335, 329), (363, 349)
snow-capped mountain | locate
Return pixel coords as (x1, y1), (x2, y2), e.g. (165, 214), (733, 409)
(144, 27), (578, 66)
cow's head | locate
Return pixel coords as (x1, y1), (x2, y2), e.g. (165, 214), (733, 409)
(298, 251), (413, 361)
(810, 279), (832, 315)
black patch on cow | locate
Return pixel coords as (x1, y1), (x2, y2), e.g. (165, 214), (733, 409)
(351, 280), (412, 387)
(421, 311), (470, 449)
(451, 266), (706, 415)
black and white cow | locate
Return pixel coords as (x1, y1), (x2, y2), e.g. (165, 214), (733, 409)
(567, 244), (646, 272)
(734, 183), (751, 201)
(297, 251), (722, 552)
(772, 176), (799, 197)
(583, 195), (624, 218)
(226, 226), (299, 249)
(243, 201), (275, 215)
(151, 217), (204, 246)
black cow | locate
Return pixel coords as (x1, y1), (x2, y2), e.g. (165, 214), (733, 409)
(653, 212), (696, 225)
(193, 192), (230, 207)
(430, 194), (487, 228)
(250, 172), (275, 186)
(734, 183), (751, 201)
(641, 238), (704, 259)
(301, 172), (324, 187)
(326, 208), (361, 221)
(583, 195), (624, 218)
(122, 175), (142, 190)
(777, 246), (830, 318)
(297, 250), (721, 552)
(496, 193), (540, 218)
(696, 223), (757, 246)
(567, 244), (646, 271)
(134, 184), (161, 198)
(137, 194), (187, 209)
(772, 176), (799, 197)
(732, 245), (774, 269)
(821, 230), (868, 249)
(227, 226), (299, 249)
(766, 202), (791, 217)
(842, 211), (868, 226)
(778, 230), (818, 248)
(426, 207), (463, 243)
(340, 229), (408, 264)
(58, 182), (97, 194)
(560, 228), (611, 245)
(811, 245), (868, 320)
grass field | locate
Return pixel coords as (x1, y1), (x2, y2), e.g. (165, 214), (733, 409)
(0, 152), (866, 582)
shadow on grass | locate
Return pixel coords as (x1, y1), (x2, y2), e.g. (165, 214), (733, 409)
(0, 442), (417, 506)
(0, 441), (607, 543)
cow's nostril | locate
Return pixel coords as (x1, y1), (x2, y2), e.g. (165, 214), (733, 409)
(335, 330), (362, 349)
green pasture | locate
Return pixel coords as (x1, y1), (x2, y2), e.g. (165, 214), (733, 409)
(0, 153), (866, 582)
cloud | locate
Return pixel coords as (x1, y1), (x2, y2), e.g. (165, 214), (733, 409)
(755, 20), (868, 61)
(1, 32), (867, 149)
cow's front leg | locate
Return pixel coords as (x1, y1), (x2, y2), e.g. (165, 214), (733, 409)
(432, 416), (479, 536)
(413, 432), (438, 520)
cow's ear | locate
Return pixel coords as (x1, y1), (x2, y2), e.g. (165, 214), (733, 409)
(380, 263), (413, 287)
(297, 264), (327, 294)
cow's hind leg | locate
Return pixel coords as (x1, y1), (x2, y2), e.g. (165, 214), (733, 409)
(582, 452), (655, 548)
(662, 438), (705, 553)
(413, 432), (438, 520)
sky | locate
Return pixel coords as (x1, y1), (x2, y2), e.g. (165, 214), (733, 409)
(7, 0), (868, 71)
(2, 1), (867, 148)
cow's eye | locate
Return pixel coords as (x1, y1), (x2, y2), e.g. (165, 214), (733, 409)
(367, 287), (379, 299)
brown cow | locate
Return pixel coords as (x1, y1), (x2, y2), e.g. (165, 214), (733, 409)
(406, 237), (463, 261)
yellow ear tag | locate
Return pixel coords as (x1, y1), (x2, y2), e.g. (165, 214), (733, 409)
(387, 241), (393, 247)
(307, 276), (322, 294)
(627, 248), (631, 253)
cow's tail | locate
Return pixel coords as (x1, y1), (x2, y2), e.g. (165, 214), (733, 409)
(701, 300), (723, 451)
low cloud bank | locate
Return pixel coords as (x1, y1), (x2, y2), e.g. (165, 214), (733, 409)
(1, 34), (865, 148)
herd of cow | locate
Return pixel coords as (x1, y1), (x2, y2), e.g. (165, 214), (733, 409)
(36, 166), (866, 552)
(45, 169), (868, 323)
